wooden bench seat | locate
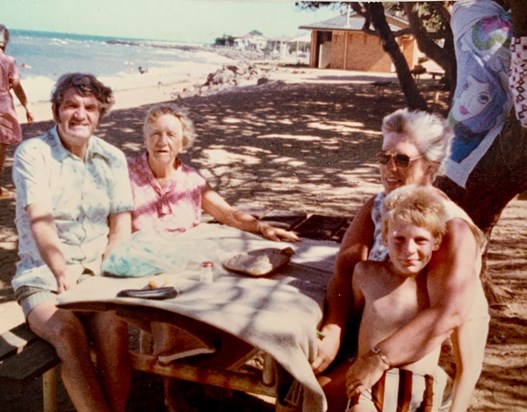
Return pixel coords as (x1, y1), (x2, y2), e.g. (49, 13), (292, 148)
(410, 65), (427, 83)
(370, 80), (393, 96)
(428, 71), (444, 80)
(0, 323), (59, 412)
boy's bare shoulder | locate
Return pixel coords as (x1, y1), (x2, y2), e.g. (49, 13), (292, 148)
(356, 259), (387, 270)
(354, 260), (389, 280)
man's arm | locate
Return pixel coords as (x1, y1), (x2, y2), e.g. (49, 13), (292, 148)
(26, 203), (70, 292)
(104, 211), (132, 260)
(346, 219), (479, 393)
(311, 197), (374, 374)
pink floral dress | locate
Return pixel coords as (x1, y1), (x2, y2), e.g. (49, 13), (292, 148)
(0, 49), (22, 145)
(128, 153), (207, 234)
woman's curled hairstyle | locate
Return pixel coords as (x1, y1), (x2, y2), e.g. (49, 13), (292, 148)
(143, 103), (196, 150)
(382, 108), (453, 178)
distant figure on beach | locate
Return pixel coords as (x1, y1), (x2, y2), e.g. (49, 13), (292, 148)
(345, 185), (476, 412)
(11, 73), (133, 411)
(128, 102), (299, 242)
(138, 65), (147, 74)
(125, 60), (134, 74)
(0, 24), (33, 199)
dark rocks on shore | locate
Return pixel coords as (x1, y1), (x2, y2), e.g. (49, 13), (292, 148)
(204, 62), (261, 87)
(256, 77), (269, 86)
(105, 39), (205, 52)
(212, 46), (266, 62)
(104, 38), (280, 100)
(174, 61), (276, 100)
(105, 40), (268, 59)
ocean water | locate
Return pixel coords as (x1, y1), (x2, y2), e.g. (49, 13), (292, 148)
(6, 29), (234, 102)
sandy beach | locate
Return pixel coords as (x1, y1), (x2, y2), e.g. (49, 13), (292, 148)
(1, 64), (526, 411)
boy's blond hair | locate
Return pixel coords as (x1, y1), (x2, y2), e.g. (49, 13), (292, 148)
(382, 185), (447, 243)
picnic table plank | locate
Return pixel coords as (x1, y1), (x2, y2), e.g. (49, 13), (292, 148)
(293, 214), (350, 240)
(115, 305), (257, 370)
(130, 352), (276, 397)
(331, 218), (352, 242)
(259, 210), (308, 230)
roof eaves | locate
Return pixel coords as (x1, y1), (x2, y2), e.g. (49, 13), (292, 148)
(299, 11), (409, 32)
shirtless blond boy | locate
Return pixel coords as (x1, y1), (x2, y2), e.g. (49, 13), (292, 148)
(346, 186), (472, 412)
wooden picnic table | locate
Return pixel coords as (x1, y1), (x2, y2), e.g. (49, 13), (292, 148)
(56, 217), (347, 411)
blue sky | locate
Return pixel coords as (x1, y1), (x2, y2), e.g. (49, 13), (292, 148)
(4, 0), (342, 44)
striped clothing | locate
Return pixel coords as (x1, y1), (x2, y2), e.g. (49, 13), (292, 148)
(347, 368), (445, 412)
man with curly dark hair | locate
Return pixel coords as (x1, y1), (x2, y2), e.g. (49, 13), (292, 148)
(12, 73), (133, 412)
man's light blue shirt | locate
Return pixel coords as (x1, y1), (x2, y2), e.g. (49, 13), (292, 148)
(12, 127), (134, 291)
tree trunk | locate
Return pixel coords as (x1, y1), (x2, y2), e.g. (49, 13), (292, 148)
(403, 2), (457, 99)
(436, 0), (527, 236)
(436, 111), (527, 235)
(367, 3), (428, 110)
(435, 112), (527, 303)
(433, 0), (527, 305)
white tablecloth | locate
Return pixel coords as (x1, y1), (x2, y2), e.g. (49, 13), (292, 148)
(58, 224), (340, 411)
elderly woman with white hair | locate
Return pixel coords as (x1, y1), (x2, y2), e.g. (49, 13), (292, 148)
(127, 103), (298, 241)
(314, 108), (490, 411)
(127, 103), (299, 407)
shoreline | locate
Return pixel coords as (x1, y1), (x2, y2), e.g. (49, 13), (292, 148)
(14, 60), (271, 124)
(15, 62), (401, 125)
(12, 44), (255, 123)
(15, 77), (197, 124)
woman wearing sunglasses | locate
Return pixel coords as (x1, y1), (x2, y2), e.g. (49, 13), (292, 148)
(313, 108), (490, 411)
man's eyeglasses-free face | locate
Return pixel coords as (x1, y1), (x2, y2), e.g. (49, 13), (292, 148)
(375, 151), (424, 168)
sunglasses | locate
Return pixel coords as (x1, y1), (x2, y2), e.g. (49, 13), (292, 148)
(375, 151), (424, 168)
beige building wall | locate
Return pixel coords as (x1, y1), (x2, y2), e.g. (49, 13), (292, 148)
(319, 41), (332, 69)
(309, 31), (317, 68)
(400, 35), (418, 68)
(310, 29), (418, 73)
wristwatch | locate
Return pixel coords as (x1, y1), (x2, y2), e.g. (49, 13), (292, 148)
(371, 345), (391, 368)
